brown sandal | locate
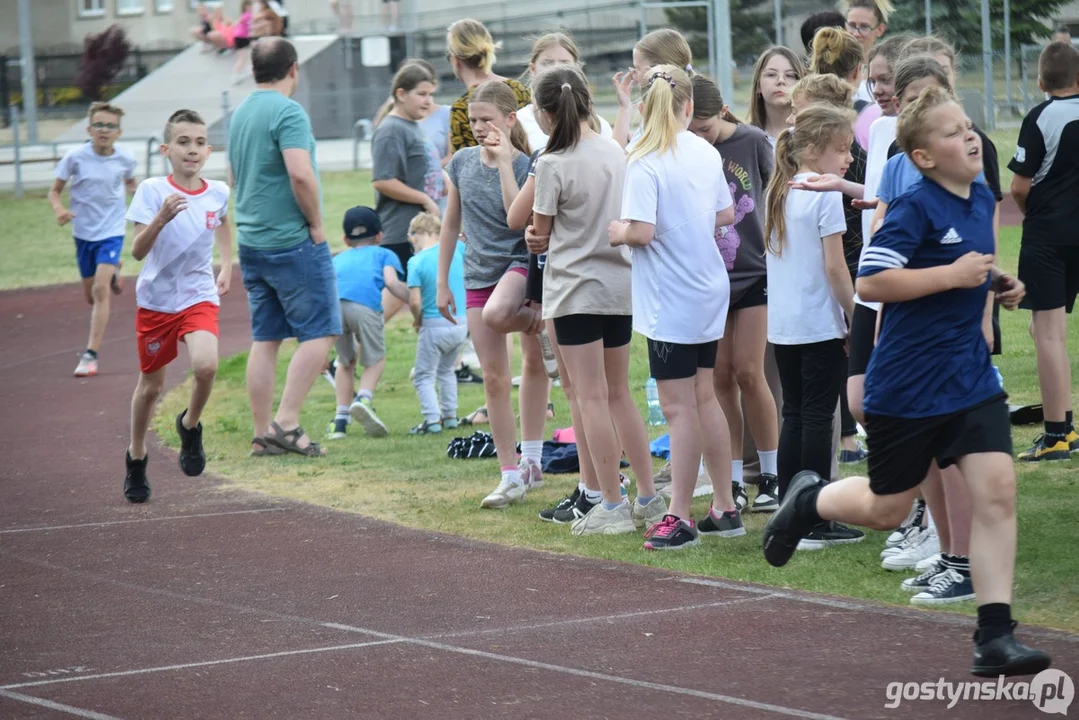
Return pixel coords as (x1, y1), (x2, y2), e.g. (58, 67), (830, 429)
(264, 421), (326, 457)
(250, 437), (285, 457)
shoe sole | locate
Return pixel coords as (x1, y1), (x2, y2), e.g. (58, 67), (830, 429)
(1018, 451), (1070, 462)
(700, 527), (747, 538)
(882, 557), (932, 571)
(800, 536), (865, 551)
(644, 537), (701, 551)
(762, 472), (823, 567)
(692, 483), (713, 498)
(910, 592), (976, 605)
(74, 368), (97, 377)
(350, 403), (388, 438)
(326, 432), (348, 440)
(901, 583), (931, 593)
(571, 520), (637, 536)
(971, 655), (1052, 678)
(750, 502), (778, 513)
(124, 487), (151, 503)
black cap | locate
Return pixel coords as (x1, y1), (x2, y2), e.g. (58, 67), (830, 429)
(343, 206), (381, 240)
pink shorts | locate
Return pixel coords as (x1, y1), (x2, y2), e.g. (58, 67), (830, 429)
(465, 266), (528, 310)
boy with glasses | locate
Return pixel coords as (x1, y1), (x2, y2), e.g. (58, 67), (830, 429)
(49, 102), (138, 377)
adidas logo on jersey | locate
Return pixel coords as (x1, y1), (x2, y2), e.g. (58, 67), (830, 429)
(940, 228), (963, 244)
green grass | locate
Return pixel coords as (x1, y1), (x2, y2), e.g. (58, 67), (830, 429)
(3, 171), (1076, 633)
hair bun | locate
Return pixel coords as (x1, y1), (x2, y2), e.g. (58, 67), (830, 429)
(561, 82), (572, 91)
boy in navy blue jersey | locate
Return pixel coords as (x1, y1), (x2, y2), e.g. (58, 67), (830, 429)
(762, 86), (1050, 678)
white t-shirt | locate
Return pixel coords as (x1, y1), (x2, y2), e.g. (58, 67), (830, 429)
(767, 174), (848, 345)
(855, 115), (897, 311)
(55, 142), (137, 242)
(126, 176), (230, 314)
(516, 104), (613, 155)
(621, 131), (734, 345)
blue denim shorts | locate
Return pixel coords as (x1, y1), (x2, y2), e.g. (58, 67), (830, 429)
(74, 236), (123, 278)
(239, 237), (342, 343)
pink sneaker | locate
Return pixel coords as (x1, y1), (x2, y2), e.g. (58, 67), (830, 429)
(643, 514), (700, 551)
(518, 457), (544, 489)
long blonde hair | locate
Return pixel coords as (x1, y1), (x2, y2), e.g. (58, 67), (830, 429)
(747, 46), (805, 129)
(471, 80), (532, 156)
(447, 19), (499, 73)
(628, 65), (692, 163)
(635, 29), (693, 73)
(765, 104), (854, 255)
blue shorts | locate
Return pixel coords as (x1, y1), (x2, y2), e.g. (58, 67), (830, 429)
(74, 236), (123, 279)
(239, 237), (342, 343)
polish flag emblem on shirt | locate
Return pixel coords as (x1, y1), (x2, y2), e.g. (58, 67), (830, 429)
(146, 340), (161, 356)
(206, 211), (218, 230)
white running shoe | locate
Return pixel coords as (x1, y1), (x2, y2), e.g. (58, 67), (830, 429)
(73, 352), (98, 377)
(881, 527), (939, 571)
(881, 525), (924, 558)
(630, 494), (668, 531)
(885, 499), (927, 547)
(538, 329), (560, 379)
(518, 457), (544, 490)
(915, 552), (942, 573)
(693, 465), (713, 498)
(571, 501), (637, 536)
(480, 478), (526, 509)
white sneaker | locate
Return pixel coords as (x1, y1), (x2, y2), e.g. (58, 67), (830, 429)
(571, 501), (637, 536)
(537, 329), (560, 379)
(630, 494), (668, 530)
(915, 552), (942, 573)
(73, 352), (98, 377)
(480, 478), (526, 509)
(881, 527), (939, 571)
(693, 465), (713, 498)
(881, 525), (923, 558)
(885, 499), (927, 547)
(518, 457), (544, 489)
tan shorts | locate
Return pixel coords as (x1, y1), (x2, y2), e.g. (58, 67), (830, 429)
(335, 300), (385, 368)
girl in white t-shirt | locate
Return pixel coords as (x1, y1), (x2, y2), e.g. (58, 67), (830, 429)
(610, 65), (740, 551)
(526, 65), (665, 536)
(763, 106), (856, 509)
(612, 29), (694, 150)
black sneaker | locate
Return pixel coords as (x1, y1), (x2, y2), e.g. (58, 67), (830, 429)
(456, 366), (483, 384)
(798, 521), (866, 550)
(752, 473), (779, 513)
(900, 556), (947, 593)
(552, 490), (597, 524)
(972, 624), (1052, 677)
(124, 451), (151, 504)
(698, 507), (746, 537)
(643, 514), (700, 551)
(176, 409), (206, 477)
(732, 483), (748, 512)
(539, 488), (580, 522)
(761, 470), (823, 567)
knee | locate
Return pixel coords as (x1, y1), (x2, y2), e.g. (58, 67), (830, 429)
(866, 498), (914, 530)
(192, 358), (218, 383)
(714, 366), (736, 395)
(661, 398), (695, 425)
(520, 346), (547, 378)
(137, 375), (165, 401)
(579, 380), (610, 406)
(90, 281), (109, 303)
(733, 363), (763, 394)
(606, 381), (629, 406)
(483, 367), (510, 398)
(481, 304), (512, 333)
(976, 471), (1017, 520)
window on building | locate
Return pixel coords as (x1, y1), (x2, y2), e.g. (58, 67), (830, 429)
(156, 0), (174, 11)
(117, 0), (145, 15)
(77, 0), (106, 17)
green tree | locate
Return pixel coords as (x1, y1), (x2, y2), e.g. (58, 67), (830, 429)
(665, 1), (774, 67)
(888, 0), (1070, 53)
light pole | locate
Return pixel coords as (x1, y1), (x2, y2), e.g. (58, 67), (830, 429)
(981, 0), (995, 130)
(18, 0), (38, 144)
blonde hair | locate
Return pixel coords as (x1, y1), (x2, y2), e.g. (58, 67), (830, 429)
(810, 27), (864, 79)
(842, 0), (894, 24)
(791, 73), (855, 109)
(447, 19), (499, 73)
(902, 35), (958, 71)
(635, 29), (693, 73)
(896, 84), (956, 158)
(893, 54), (953, 103)
(765, 104), (855, 255)
(627, 65), (692, 163)
(89, 102), (125, 122)
(409, 212), (442, 237)
(470, 80), (532, 156)
(530, 32), (582, 70)
(748, 46), (805, 129)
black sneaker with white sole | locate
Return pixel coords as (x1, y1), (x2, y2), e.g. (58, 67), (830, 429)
(752, 474), (779, 512)
(539, 488), (580, 522)
(797, 521), (866, 550)
(761, 471), (824, 567)
(124, 451), (151, 504)
(176, 409), (206, 477)
(552, 490), (597, 524)
(733, 483), (748, 512)
(900, 557), (947, 593)
(698, 507), (746, 537)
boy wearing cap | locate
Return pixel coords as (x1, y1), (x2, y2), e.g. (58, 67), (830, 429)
(328, 206), (410, 439)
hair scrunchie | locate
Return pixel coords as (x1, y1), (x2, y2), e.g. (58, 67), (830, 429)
(646, 71), (677, 90)
(561, 82), (572, 91)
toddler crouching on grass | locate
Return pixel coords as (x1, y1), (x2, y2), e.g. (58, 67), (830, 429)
(407, 213), (468, 434)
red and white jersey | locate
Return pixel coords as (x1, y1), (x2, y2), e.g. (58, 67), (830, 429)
(127, 176), (230, 314)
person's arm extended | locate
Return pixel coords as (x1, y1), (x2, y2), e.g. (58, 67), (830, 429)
(507, 175), (536, 230)
(981, 203), (1001, 348)
(609, 220), (654, 248)
(47, 179), (74, 226)
(408, 287), (423, 323)
(372, 177), (438, 213)
(715, 205), (735, 230)
(868, 199), (888, 240)
(823, 231), (855, 321)
(611, 70), (635, 150)
(1010, 174), (1032, 216)
(214, 216), (234, 296)
(788, 173), (865, 199)
(282, 148), (324, 243)
(857, 251), (994, 303)
(383, 266), (410, 303)
(496, 155), (522, 214)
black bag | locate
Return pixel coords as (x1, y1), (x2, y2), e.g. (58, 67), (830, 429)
(447, 431), (497, 459)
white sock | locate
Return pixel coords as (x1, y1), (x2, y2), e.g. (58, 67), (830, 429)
(584, 488), (603, 503)
(521, 440), (543, 465)
(731, 460), (744, 487)
(578, 481), (588, 493)
(758, 450), (778, 476)
(926, 508), (937, 532)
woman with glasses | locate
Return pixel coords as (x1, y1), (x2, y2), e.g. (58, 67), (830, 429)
(843, 0), (893, 108)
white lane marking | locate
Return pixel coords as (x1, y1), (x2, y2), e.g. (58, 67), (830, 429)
(0, 689), (124, 720)
(0, 508), (288, 534)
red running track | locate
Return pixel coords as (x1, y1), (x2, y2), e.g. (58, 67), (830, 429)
(0, 271), (1074, 720)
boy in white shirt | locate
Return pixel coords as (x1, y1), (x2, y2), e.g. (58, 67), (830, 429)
(122, 110), (233, 503)
(48, 102), (139, 378)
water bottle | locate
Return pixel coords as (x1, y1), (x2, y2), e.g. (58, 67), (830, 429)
(993, 366), (1005, 391)
(645, 377), (666, 426)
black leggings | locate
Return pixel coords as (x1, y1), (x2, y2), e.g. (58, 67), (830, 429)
(839, 354), (857, 437)
(774, 340), (847, 500)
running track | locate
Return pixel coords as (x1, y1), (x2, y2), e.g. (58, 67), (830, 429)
(1, 273), (1074, 719)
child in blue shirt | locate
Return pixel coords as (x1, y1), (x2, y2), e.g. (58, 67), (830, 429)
(763, 86), (1050, 679)
(328, 206), (409, 439)
(406, 212), (468, 434)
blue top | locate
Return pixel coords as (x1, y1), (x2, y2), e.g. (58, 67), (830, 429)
(333, 245), (403, 312)
(859, 178), (1001, 418)
(877, 152), (986, 205)
(408, 242), (466, 319)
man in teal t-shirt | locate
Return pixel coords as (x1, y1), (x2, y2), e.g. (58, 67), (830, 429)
(229, 37), (341, 459)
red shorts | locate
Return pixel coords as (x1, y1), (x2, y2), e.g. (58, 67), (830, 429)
(136, 302), (219, 374)
(465, 266), (528, 310)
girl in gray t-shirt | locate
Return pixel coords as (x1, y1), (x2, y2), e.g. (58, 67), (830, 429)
(688, 75), (781, 514)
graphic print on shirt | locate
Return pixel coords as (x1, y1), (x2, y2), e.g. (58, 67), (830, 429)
(715, 158), (757, 270)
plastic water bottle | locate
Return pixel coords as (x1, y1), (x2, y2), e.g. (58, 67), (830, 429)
(993, 366), (1005, 391)
(645, 377), (666, 426)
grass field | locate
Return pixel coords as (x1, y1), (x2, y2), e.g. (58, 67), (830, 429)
(3, 165), (1076, 633)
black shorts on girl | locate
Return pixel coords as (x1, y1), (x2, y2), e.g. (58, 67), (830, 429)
(553, 314), (633, 348)
(525, 252), (544, 304)
(847, 304), (878, 377)
(864, 395), (1012, 495)
(730, 276), (767, 311)
(647, 339), (718, 381)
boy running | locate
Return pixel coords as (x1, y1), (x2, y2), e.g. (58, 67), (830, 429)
(122, 110), (233, 503)
(49, 102), (138, 377)
(1009, 41), (1079, 461)
(762, 87), (1050, 677)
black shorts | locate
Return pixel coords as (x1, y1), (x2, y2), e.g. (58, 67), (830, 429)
(553, 314), (632, 348)
(234, 36), (252, 49)
(864, 395), (1012, 495)
(383, 242), (412, 281)
(1017, 244), (1079, 313)
(731, 276), (767, 311)
(847, 304), (878, 377)
(526, 253), (544, 304)
(647, 339), (719, 381)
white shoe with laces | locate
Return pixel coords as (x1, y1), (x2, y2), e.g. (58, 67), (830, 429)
(571, 501), (637, 536)
(915, 552), (942, 573)
(480, 478), (526, 509)
(882, 527), (939, 571)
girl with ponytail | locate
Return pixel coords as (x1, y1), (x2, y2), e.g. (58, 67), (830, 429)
(612, 28), (694, 149)
(610, 65), (742, 550)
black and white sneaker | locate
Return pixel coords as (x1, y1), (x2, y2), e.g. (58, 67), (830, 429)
(798, 521), (866, 550)
(456, 366), (483, 384)
(552, 490), (597, 524)
(900, 556), (947, 593)
(124, 451), (151, 504)
(539, 488), (580, 522)
(176, 409), (206, 477)
(643, 514), (700, 551)
(751, 473), (779, 513)
(733, 482), (748, 512)
(910, 569), (976, 605)
(885, 498), (926, 548)
(762, 471), (824, 567)
(698, 507), (746, 537)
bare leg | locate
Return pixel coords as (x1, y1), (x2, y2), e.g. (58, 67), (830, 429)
(358, 357), (386, 396)
(549, 322), (599, 492)
(518, 333), (548, 443)
(468, 308), (515, 467)
(382, 290), (406, 322)
(714, 319), (743, 455)
(941, 464), (973, 557)
(247, 340), (281, 446)
(697, 367), (736, 511)
(87, 263), (115, 352)
(605, 342), (655, 497)
(1031, 308), (1071, 424)
(560, 340), (621, 504)
(182, 330), (219, 428)
(730, 306), (778, 454)
(957, 452), (1016, 605)
(482, 272), (536, 335)
(817, 476), (923, 531)
(274, 336), (338, 438)
(921, 462), (951, 552)
(128, 368), (167, 459)
(82, 277), (94, 305)
(847, 374), (866, 425)
(657, 376), (700, 520)
(335, 359), (357, 410)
